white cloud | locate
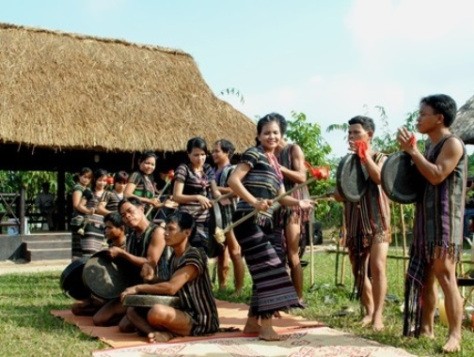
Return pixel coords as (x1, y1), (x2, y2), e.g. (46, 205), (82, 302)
(346, 0), (474, 55)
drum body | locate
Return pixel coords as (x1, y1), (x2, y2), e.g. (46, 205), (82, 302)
(82, 251), (141, 300)
(123, 294), (181, 308)
(207, 202), (224, 257)
(60, 258), (91, 300)
(381, 152), (424, 204)
(336, 154), (369, 202)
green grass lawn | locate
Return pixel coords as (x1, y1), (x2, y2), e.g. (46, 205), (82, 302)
(0, 249), (473, 356)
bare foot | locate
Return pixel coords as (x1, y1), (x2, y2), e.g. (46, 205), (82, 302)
(243, 317), (260, 334)
(442, 335), (461, 353)
(360, 314), (372, 327)
(372, 315), (384, 332)
(259, 326), (280, 341)
(420, 325), (435, 339)
(147, 331), (173, 343)
(372, 322), (384, 332)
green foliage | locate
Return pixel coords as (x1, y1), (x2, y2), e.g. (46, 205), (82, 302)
(0, 171), (58, 199)
(284, 111), (342, 227)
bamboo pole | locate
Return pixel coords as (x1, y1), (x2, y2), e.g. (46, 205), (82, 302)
(400, 204), (408, 273)
(309, 217), (315, 286)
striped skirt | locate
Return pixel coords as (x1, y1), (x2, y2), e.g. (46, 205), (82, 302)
(233, 211), (302, 317)
(81, 214), (106, 258)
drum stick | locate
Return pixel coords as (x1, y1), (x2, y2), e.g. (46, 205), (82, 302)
(211, 192), (234, 205)
(145, 181), (175, 218)
(214, 176), (317, 243)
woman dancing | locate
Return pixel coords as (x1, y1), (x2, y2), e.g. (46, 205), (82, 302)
(228, 113), (313, 341)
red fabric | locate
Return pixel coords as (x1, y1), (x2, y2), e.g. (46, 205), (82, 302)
(354, 140), (368, 163)
(304, 162), (330, 180)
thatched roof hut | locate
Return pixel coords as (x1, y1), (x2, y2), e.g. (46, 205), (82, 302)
(0, 23), (255, 155)
(451, 95), (474, 145)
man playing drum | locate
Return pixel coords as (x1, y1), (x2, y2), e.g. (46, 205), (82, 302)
(398, 94), (465, 353)
(91, 198), (171, 331)
(336, 116), (391, 331)
(121, 211), (219, 343)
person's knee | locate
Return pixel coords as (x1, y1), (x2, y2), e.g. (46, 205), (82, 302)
(148, 305), (169, 324)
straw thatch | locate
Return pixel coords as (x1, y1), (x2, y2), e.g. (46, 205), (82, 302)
(0, 23), (256, 153)
(451, 95), (474, 145)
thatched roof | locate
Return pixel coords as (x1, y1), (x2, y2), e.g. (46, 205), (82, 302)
(451, 95), (474, 145)
(0, 23), (256, 153)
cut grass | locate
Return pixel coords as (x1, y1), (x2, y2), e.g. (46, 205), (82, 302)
(0, 249), (473, 356)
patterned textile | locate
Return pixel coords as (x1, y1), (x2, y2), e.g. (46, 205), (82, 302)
(214, 164), (236, 227)
(81, 191), (106, 258)
(174, 163), (215, 255)
(127, 223), (171, 281)
(128, 171), (156, 199)
(170, 246), (219, 336)
(233, 214), (302, 317)
(343, 152), (391, 299)
(404, 135), (466, 336)
(101, 190), (123, 213)
(235, 146), (282, 213)
(276, 143), (310, 223)
(232, 146), (300, 317)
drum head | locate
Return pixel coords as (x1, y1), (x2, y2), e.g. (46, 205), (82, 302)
(60, 259), (90, 300)
(381, 152), (423, 204)
(82, 251), (141, 300)
(123, 294), (181, 308)
(336, 154), (369, 202)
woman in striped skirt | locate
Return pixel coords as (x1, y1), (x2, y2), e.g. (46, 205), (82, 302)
(228, 113), (313, 341)
(79, 169), (108, 257)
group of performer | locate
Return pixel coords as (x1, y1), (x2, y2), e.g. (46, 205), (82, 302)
(64, 93), (465, 352)
(335, 94), (464, 353)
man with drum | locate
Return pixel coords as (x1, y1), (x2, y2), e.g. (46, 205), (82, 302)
(398, 94), (465, 353)
(121, 211), (219, 343)
(70, 212), (128, 318)
(336, 116), (391, 332)
(90, 198), (171, 330)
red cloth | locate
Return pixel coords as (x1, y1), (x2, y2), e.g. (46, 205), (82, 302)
(354, 140), (368, 163)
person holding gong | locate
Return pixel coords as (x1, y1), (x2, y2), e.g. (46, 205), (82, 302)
(335, 116), (391, 332)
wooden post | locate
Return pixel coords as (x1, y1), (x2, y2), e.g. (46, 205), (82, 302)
(400, 204), (407, 273)
(19, 187), (26, 235)
(309, 216), (315, 286)
(57, 170), (66, 231)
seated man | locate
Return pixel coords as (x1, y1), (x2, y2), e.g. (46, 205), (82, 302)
(120, 211), (219, 343)
(92, 199), (171, 331)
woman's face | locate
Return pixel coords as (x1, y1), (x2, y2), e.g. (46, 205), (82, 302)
(79, 173), (92, 187)
(139, 156), (156, 175)
(95, 175), (108, 190)
(211, 143), (227, 165)
(258, 121), (281, 151)
(188, 147), (207, 169)
(114, 181), (127, 194)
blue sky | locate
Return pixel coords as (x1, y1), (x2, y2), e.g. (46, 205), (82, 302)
(3, 0), (474, 157)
